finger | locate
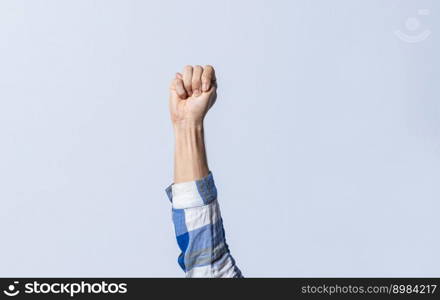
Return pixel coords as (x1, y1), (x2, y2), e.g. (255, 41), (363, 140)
(202, 65), (216, 92)
(183, 65), (193, 96)
(192, 65), (203, 96)
(176, 72), (183, 80)
(175, 78), (187, 99)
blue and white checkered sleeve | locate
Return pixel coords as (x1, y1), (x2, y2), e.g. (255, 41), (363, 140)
(165, 172), (242, 278)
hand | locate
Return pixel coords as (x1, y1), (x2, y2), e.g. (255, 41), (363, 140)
(169, 65), (217, 126)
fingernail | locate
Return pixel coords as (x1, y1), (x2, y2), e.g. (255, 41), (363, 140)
(194, 89), (201, 96)
(202, 82), (209, 91)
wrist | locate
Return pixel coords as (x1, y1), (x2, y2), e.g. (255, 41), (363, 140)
(173, 122), (204, 145)
(173, 119), (204, 132)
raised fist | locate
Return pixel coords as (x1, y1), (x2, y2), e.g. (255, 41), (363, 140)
(169, 65), (217, 125)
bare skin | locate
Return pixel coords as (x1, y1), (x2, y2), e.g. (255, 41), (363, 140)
(169, 65), (217, 183)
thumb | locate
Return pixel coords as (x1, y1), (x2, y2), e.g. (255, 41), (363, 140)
(169, 73), (186, 104)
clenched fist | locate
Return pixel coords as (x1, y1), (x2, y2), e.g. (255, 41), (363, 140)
(169, 65), (217, 126)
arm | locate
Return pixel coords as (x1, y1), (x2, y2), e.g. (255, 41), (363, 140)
(166, 65), (242, 278)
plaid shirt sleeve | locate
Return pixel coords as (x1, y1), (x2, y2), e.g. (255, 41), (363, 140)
(165, 172), (243, 278)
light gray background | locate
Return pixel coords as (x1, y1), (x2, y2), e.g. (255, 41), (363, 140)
(0, 0), (439, 277)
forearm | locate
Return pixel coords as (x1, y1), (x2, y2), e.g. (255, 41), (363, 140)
(173, 122), (209, 183)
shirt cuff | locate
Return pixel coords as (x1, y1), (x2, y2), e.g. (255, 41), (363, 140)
(165, 172), (217, 209)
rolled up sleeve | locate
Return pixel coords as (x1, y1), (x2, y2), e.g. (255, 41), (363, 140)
(166, 172), (242, 278)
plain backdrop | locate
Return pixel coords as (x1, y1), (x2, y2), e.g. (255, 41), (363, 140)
(0, 0), (439, 277)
